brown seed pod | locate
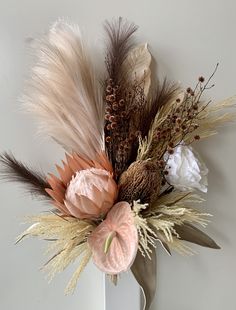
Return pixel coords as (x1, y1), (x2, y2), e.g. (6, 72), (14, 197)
(118, 160), (162, 204)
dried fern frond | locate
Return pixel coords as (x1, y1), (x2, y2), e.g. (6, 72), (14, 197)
(16, 213), (96, 293)
(23, 19), (105, 162)
(0, 152), (50, 200)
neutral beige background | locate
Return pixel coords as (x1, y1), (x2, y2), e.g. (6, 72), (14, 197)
(0, 0), (236, 309)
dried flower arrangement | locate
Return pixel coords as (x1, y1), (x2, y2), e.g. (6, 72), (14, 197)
(0, 18), (235, 309)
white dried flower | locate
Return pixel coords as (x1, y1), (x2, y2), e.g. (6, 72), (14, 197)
(165, 145), (208, 193)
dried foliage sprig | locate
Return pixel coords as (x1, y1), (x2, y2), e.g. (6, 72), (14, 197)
(137, 64), (229, 164)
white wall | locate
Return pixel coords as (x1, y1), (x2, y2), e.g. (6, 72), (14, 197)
(0, 1), (236, 309)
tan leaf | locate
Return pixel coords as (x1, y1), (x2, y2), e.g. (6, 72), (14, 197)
(122, 43), (152, 96)
(131, 249), (157, 310)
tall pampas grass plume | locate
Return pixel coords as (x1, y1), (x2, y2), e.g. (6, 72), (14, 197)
(23, 19), (105, 162)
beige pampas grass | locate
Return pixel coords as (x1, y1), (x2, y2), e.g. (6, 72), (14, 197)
(23, 20), (105, 162)
(133, 192), (213, 257)
(16, 213), (95, 293)
(185, 96), (236, 142)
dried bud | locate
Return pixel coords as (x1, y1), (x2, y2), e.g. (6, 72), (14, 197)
(105, 136), (111, 143)
(105, 107), (112, 113)
(112, 103), (118, 111)
(186, 87), (192, 94)
(119, 99), (125, 107)
(110, 94), (115, 102)
(167, 148), (174, 155)
(161, 179), (166, 186)
(106, 123), (111, 130)
(158, 160), (165, 168)
(198, 76), (205, 83)
(105, 114), (110, 120)
(111, 122), (117, 129)
(176, 98), (181, 103)
(194, 135), (200, 140)
(109, 115), (116, 122)
(106, 85), (112, 93)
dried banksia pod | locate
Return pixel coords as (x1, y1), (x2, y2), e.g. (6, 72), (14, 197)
(118, 160), (162, 203)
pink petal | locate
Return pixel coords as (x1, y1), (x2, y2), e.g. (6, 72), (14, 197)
(64, 200), (85, 218)
(88, 202), (138, 274)
(75, 194), (100, 217)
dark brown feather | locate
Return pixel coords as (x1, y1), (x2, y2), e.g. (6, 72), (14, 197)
(141, 79), (179, 137)
(175, 223), (221, 249)
(0, 152), (51, 200)
(104, 17), (138, 84)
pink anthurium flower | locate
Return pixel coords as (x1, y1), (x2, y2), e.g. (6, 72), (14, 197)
(88, 201), (138, 274)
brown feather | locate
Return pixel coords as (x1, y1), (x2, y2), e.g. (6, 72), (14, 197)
(141, 79), (179, 137)
(104, 17), (138, 85)
(0, 152), (51, 200)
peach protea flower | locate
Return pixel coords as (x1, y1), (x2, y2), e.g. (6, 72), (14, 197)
(46, 152), (118, 219)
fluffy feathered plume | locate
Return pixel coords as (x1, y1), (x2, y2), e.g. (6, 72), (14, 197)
(23, 20), (105, 162)
(0, 152), (50, 200)
(104, 17), (138, 85)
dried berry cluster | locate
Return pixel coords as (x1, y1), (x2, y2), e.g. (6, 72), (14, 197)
(104, 78), (146, 179)
(152, 72), (217, 167)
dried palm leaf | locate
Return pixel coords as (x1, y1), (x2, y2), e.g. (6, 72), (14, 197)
(120, 43), (152, 96)
(175, 223), (220, 249)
